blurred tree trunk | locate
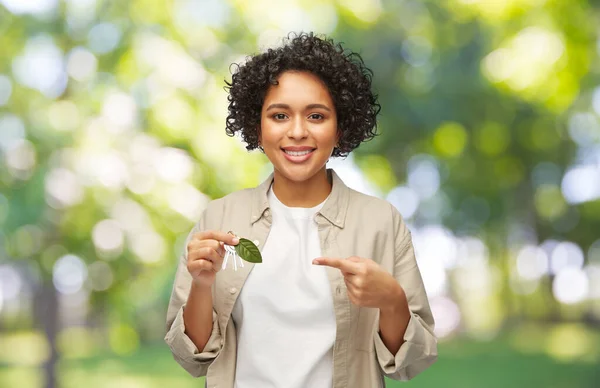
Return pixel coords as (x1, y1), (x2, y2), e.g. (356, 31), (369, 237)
(35, 280), (59, 388)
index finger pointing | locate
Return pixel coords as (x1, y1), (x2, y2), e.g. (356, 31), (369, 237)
(312, 257), (360, 274)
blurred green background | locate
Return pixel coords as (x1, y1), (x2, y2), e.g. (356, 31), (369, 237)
(1, 0), (600, 387)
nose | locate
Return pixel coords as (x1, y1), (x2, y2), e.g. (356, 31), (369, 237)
(287, 116), (308, 139)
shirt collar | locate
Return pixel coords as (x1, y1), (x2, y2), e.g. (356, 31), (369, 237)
(251, 168), (349, 228)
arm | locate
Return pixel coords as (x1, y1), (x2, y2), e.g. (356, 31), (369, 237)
(312, 205), (438, 380)
(373, 205), (438, 380)
(183, 281), (216, 352)
(378, 282), (411, 355)
(164, 223), (227, 378)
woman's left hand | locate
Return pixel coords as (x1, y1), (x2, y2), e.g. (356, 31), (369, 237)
(313, 256), (405, 311)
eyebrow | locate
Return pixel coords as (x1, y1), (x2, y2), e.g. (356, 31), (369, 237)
(265, 103), (332, 112)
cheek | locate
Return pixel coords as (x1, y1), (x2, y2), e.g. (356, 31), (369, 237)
(259, 126), (282, 154)
(259, 123), (273, 143)
(318, 124), (338, 145)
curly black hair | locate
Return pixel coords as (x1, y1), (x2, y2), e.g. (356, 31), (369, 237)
(224, 32), (381, 158)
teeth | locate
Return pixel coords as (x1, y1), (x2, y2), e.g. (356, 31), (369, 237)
(284, 149), (312, 156)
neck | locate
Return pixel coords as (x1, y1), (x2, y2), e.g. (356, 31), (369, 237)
(272, 167), (332, 208)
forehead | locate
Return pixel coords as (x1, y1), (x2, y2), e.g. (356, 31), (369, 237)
(263, 71), (333, 105)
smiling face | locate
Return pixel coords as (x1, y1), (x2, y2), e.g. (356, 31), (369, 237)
(259, 71), (338, 184)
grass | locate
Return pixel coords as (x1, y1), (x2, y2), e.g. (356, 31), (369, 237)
(388, 335), (600, 388)
(1, 332), (598, 388)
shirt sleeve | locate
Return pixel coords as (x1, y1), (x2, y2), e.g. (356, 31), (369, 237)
(164, 217), (224, 378)
(373, 204), (438, 380)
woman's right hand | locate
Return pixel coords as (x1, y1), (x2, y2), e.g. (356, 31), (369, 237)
(186, 231), (239, 289)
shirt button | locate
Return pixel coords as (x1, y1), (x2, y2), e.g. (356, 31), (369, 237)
(336, 286), (341, 295)
(253, 240), (260, 246)
(229, 287), (237, 294)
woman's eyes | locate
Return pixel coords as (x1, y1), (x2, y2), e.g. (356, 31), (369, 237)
(272, 113), (325, 121)
(271, 113), (325, 121)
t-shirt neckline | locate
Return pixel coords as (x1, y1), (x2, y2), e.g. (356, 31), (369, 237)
(267, 183), (329, 220)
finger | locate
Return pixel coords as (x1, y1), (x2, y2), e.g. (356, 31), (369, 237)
(343, 274), (363, 288)
(344, 282), (360, 306)
(340, 269), (354, 278)
(312, 257), (361, 274)
(344, 278), (365, 302)
(188, 238), (224, 255)
(192, 230), (240, 246)
(187, 258), (216, 274)
(187, 239), (222, 252)
(188, 246), (224, 267)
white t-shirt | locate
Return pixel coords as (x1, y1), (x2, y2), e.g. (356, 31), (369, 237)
(231, 184), (336, 388)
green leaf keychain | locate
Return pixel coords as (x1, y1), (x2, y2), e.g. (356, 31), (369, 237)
(235, 237), (262, 263)
(222, 231), (262, 271)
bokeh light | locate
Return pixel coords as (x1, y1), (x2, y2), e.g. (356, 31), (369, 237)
(568, 113), (600, 146)
(155, 147), (194, 183)
(66, 47), (97, 82)
(88, 23), (122, 54)
(407, 154), (440, 200)
(1, 0), (57, 15)
(0, 265), (21, 302)
(167, 183), (208, 222)
(550, 241), (584, 274)
(430, 296), (461, 339)
(87, 261), (114, 291)
(546, 324), (595, 362)
(48, 100), (80, 133)
(130, 230), (166, 264)
(561, 165), (600, 204)
(45, 167), (84, 209)
(433, 123), (468, 158)
(552, 268), (589, 304)
(52, 255), (88, 295)
(0, 114), (25, 150)
(387, 186), (420, 219)
(482, 27), (565, 103)
(102, 91), (138, 130)
(12, 35), (67, 98)
(5, 140), (36, 180)
(173, 0), (231, 29)
(92, 219), (124, 258)
(516, 245), (549, 281)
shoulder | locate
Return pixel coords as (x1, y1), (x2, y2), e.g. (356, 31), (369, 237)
(346, 188), (399, 217)
(201, 186), (256, 222)
(345, 188), (407, 236)
(207, 187), (254, 208)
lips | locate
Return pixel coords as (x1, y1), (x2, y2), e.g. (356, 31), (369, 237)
(281, 146), (316, 152)
(281, 147), (315, 163)
(283, 149), (312, 156)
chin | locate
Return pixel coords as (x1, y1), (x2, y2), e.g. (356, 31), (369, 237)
(274, 163), (327, 183)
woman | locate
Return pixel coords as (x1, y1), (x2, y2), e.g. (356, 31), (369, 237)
(165, 33), (437, 388)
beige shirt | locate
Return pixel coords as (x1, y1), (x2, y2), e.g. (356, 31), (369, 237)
(165, 169), (438, 388)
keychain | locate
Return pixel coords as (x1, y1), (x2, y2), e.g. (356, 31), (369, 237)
(222, 231), (262, 271)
